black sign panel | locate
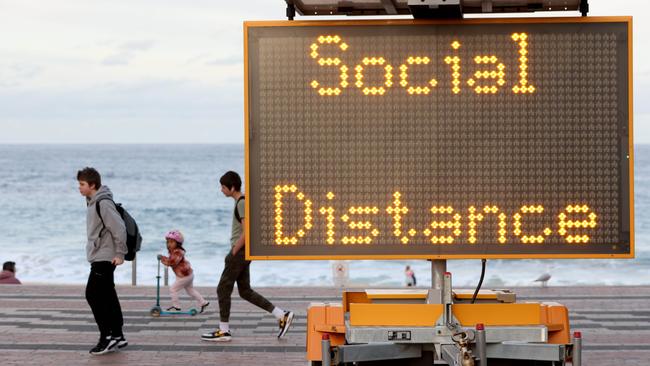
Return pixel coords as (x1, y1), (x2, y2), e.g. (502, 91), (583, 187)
(244, 18), (633, 259)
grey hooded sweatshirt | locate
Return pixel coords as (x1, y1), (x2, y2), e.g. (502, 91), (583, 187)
(86, 186), (127, 263)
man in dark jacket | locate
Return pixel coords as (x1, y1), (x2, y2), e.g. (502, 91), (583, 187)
(77, 167), (128, 355)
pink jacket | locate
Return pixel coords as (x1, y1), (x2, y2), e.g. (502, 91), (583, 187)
(0, 270), (21, 284)
(161, 248), (193, 277)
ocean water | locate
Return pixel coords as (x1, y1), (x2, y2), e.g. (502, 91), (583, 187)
(0, 144), (648, 288)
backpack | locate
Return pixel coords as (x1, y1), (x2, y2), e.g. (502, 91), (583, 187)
(234, 195), (245, 223)
(96, 198), (142, 261)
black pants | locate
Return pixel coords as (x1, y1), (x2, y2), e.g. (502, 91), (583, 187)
(217, 250), (274, 322)
(85, 261), (124, 338)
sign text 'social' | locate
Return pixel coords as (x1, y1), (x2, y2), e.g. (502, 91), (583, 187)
(310, 33), (534, 96)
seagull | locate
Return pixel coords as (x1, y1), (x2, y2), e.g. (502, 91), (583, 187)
(534, 273), (552, 288)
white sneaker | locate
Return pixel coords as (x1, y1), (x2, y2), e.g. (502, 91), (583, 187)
(89, 337), (117, 355)
(201, 330), (232, 342)
(278, 311), (294, 338)
(112, 335), (128, 349)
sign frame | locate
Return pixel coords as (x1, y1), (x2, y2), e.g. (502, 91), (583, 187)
(243, 16), (634, 260)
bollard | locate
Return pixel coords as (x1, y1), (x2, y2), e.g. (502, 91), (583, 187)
(475, 323), (487, 366)
(131, 256), (137, 286)
(321, 333), (331, 365)
(572, 331), (582, 366)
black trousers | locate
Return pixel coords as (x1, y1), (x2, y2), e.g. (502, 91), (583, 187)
(85, 261), (124, 338)
(217, 250), (274, 322)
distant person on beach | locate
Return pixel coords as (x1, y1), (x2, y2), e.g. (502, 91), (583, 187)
(158, 230), (210, 313)
(201, 171), (294, 342)
(0, 261), (21, 284)
(405, 265), (416, 287)
(77, 167), (128, 355)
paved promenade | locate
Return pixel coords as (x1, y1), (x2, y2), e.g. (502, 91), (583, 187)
(1, 284), (650, 365)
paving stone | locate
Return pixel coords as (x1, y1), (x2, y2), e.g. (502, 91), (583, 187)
(1, 284), (649, 365)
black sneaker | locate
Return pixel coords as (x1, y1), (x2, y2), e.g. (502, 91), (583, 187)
(166, 306), (181, 311)
(89, 337), (117, 355)
(200, 302), (210, 313)
(277, 311), (294, 338)
(201, 330), (232, 342)
(112, 335), (128, 349)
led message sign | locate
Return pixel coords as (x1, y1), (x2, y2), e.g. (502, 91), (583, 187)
(244, 17), (633, 259)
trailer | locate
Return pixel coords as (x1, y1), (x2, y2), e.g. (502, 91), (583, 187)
(243, 6), (632, 365)
(307, 263), (581, 365)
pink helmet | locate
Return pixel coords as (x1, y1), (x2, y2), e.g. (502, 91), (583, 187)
(165, 230), (184, 244)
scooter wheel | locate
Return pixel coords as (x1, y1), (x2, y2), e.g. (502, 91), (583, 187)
(190, 308), (198, 316)
(150, 306), (162, 317)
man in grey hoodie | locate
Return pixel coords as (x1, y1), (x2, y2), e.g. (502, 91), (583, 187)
(77, 167), (128, 355)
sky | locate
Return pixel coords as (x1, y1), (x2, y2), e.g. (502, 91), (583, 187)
(0, 0), (648, 144)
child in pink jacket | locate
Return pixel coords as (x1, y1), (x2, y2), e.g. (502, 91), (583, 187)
(159, 230), (209, 313)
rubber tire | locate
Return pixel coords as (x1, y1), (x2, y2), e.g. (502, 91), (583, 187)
(150, 306), (162, 317)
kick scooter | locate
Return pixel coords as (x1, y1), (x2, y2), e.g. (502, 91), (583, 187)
(150, 255), (198, 317)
